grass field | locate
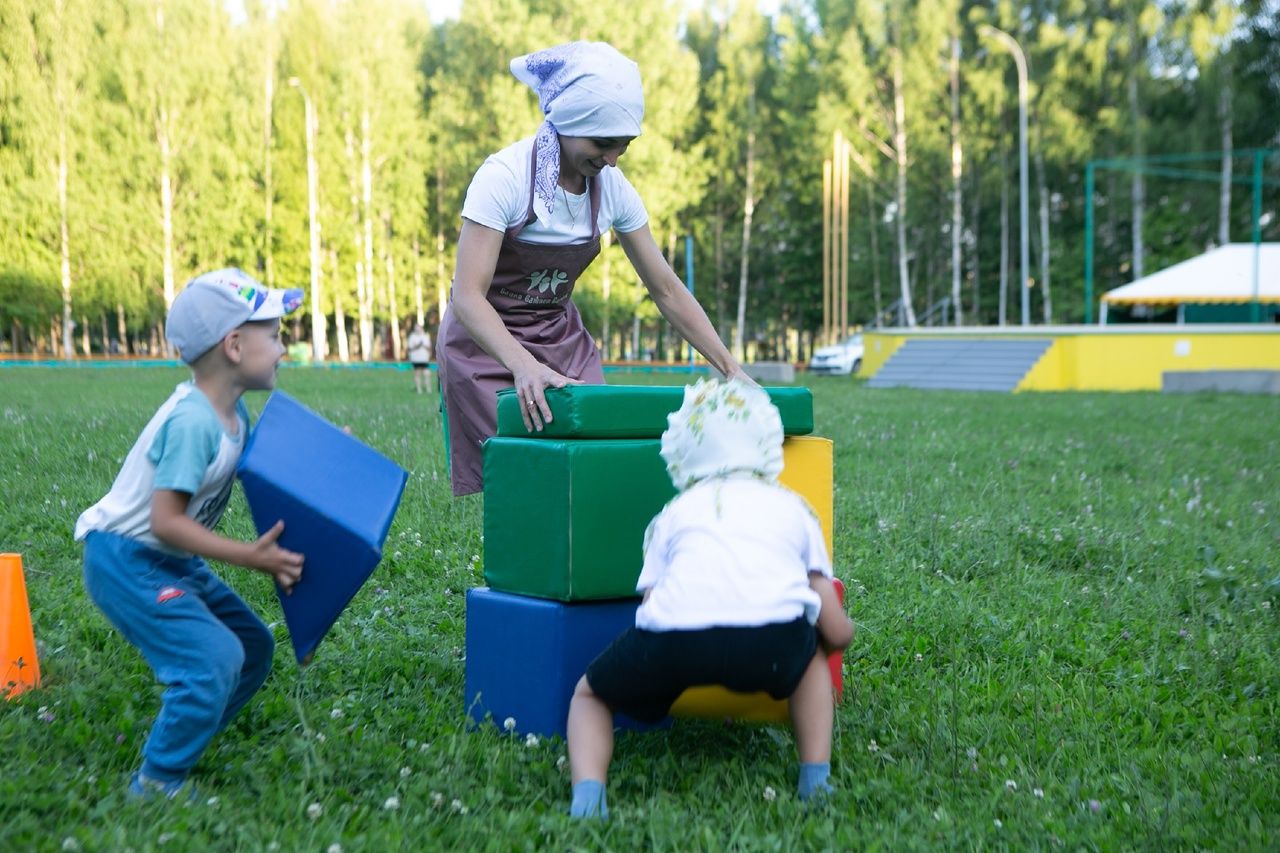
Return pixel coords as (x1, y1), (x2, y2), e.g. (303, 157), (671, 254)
(1, 367), (1277, 850)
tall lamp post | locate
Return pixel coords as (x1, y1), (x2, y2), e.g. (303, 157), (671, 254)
(980, 24), (1030, 327)
(289, 76), (326, 361)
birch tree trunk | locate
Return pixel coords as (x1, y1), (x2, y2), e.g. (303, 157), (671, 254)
(949, 34), (963, 326)
(1128, 52), (1145, 280)
(733, 116), (756, 360)
(1218, 61), (1233, 245)
(384, 214), (401, 360)
(345, 124), (366, 360)
(58, 125), (74, 356)
(892, 37), (917, 327)
(867, 182), (882, 323)
(331, 249), (350, 362)
(360, 96), (375, 359)
(263, 27), (274, 286)
(1036, 143), (1052, 323)
(600, 230), (613, 359)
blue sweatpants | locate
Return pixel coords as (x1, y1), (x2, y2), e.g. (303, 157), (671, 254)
(83, 531), (275, 783)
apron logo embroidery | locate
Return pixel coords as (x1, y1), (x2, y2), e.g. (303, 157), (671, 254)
(157, 586), (185, 604)
(527, 269), (568, 295)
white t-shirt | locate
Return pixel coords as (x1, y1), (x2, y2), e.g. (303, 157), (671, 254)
(407, 330), (431, 363)
(460, 136), (649, 244)
(634, 476), (832, 631)
(74, 382), (248, 555)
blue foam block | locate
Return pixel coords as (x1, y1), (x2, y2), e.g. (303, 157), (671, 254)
(464, 587), (665, 738)
(237, 391), (407, 664)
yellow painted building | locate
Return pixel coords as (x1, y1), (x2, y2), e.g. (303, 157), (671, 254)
(862, 326), (1280, 392)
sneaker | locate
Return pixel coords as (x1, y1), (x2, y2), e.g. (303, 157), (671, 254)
(128, 772), (197, 802)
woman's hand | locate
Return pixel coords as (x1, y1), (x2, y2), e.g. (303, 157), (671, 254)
(512, 361), (582, 432)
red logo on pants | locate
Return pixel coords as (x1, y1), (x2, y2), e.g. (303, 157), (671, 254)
(157, 586), (185, 604)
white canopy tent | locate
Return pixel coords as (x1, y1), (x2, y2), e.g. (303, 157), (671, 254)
(1100, 243), (1279, 323)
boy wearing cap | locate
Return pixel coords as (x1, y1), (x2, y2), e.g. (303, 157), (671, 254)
(75, 268), (306, 800)
(565, 378), (856, 818)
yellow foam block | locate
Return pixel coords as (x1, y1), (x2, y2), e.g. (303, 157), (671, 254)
(778, 436), (834, 559)
(671, 685), (791, 722)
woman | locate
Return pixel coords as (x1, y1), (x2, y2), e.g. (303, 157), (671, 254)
(437, 41), (745, 496)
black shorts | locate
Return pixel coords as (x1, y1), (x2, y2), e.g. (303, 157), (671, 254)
(585, 618), (818, 723)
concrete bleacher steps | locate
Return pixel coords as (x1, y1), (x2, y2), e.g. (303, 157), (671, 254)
(867, 338), (1053, 392)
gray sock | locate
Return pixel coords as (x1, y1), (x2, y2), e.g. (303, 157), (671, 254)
(569, 779), (609, 819)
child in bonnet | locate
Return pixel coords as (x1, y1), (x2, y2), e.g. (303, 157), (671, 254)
(566, 378), (855, 817)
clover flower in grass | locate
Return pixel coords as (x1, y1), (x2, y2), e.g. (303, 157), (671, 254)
(331, 707), (344, 719)
(158, 832), (175, 844)
(1034, 788), (1044, 798)
(61, 839), (79, 852)
(867, 739), (879, 753)
(451, 798), (467, 814)
(431, 792), (444, 808)
(400, 766), (411, 778)
(307, 802), (323, 820)
(762, 786), (777, 802)
(1005, 779), (1018, 792)
(993, 819), (1003, 829)
(525, 733), (539, 748)
(327, 844), (343, 853)
(37, 706), (54, 723)
(384, 796), (400, 811)
(1088, 799), (1103, 813)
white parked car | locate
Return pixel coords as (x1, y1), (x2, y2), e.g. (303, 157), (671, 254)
(808, 333), (864, 376)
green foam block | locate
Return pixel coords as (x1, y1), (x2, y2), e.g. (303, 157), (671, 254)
(482, 437), (676, 601)
(495, 384), (813, 439)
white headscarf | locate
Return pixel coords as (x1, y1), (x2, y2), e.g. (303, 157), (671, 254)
(510, 41), (645, 215)
(660, 378), (785, 492)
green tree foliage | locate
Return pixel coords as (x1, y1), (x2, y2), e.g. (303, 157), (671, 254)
(1, 0), (1277, 355)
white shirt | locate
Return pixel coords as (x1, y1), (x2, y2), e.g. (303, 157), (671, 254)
(74, 382), (247, 555)
(460, 136), (649, 243)
(634, 476), (832, 631)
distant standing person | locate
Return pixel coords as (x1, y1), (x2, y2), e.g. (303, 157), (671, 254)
(407, 321), (433, 394)
(436, 40), (746, 497)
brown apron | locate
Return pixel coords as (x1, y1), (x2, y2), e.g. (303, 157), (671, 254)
(437, 141), (605, 496)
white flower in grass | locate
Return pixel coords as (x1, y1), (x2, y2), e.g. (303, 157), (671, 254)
(525, 733), (539, 748)
(966, 747), (978, 759)
(383, 796), (400, 811)
(1033, 788), (1045, 798)
(327, 844), (343, 853)
(762, 786), (776, 802)
(400, 766), (411, 778)
(993, 819), (1003, 829)
(331, 708), (344, 720)
(315, 732), (327, 743)
(205, 796), (219, 806)
(867, 739), (879, 753)
(1005, 779), (1018, 792)
(431, 791), (444, 808)
(307, 802), (323, 820)
(503, 717), (516, 732)
(61, 839), (79, 852)
(158, 832), (175, 844)
(451, 798), (467, 814)
(914, 653), (924, 663)
(419, 742), (431, 752)
(556, 755), (567, 771)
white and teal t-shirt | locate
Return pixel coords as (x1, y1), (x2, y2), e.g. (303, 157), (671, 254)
(74, 382), (249, 555)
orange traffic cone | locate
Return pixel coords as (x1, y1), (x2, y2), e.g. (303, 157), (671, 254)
(1, 553), (41, 699)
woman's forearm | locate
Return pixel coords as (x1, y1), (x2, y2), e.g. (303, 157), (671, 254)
(450, 286), (540, 374)
(649, 284), (739, 377)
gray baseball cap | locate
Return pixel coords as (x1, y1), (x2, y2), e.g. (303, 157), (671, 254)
(165, 268), (304, 364)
